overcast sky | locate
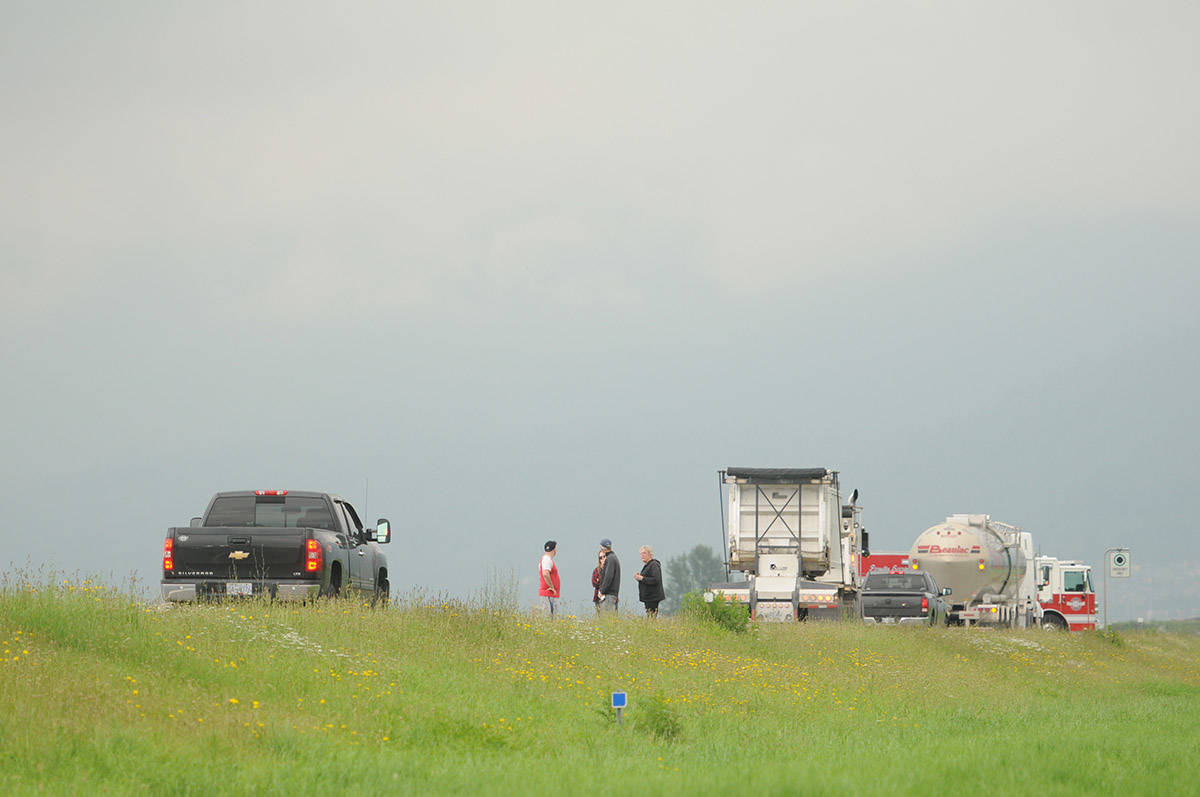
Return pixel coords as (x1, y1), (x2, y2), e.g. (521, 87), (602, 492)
(2, 2), (1197, 621)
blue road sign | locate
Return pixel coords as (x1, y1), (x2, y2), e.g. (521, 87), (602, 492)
(611, 692), (627, 709)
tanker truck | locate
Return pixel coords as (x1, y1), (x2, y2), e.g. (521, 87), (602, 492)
(710, 467), (864, 621)
(908, 514), (1037, 628)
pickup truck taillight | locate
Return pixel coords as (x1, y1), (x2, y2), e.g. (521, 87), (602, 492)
(305, 539), (323, 572)
(921, 596), (929, 613)
(162, 538), (174, 572)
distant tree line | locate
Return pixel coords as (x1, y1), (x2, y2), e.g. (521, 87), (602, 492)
(661, 544), (726, 615)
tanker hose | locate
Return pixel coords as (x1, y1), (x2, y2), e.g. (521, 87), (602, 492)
(990, 524), (1013, 595)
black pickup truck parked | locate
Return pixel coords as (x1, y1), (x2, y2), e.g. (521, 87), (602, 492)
(161, 490), (391, 603)
(860, 570), (950, 626)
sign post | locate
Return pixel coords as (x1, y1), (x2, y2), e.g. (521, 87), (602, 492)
(1103, 548), (1130, 628)
(611, 691), (627, 726)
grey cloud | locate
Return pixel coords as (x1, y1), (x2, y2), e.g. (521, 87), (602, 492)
(1, 2), (1197, 619)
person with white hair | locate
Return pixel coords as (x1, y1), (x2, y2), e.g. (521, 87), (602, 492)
(634, 545), (665, 617)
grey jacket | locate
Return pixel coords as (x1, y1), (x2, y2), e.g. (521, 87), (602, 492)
(597, 552), (620, 597)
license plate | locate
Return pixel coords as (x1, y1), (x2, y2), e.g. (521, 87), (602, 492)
(227, 582), (253, 596)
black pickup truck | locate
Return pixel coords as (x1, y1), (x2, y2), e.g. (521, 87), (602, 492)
(860, 570), (950, 625)
(161, 490), (391, 603)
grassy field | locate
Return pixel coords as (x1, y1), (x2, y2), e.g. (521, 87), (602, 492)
(1113, 617), (1200, 635)
(2, 579), (1198, 796)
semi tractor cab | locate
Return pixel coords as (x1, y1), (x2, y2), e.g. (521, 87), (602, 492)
(1035, 557), (1096, 630)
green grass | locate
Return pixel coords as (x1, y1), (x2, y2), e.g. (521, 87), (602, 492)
(2, 578), (1198, 796)
(1113, 617), (1200, 635)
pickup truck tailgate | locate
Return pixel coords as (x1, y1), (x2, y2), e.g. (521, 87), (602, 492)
(861, 592), (925, 619)
(170, 527), (311, 580)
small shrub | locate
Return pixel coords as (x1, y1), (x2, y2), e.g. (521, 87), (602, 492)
(680, 590), (749, 633)
(594, 704), (617, 724)
(636, 694), (682, 740)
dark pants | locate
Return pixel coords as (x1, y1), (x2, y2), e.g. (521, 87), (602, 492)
(643, 601), (660, 617)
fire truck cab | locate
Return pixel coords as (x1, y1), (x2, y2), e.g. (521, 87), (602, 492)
(1035, 556), (1096, 630)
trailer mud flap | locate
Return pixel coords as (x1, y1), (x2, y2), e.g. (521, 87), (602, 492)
(754, 601), (797, 622)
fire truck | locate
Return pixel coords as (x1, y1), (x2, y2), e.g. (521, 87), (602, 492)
(1034, 556), (1096, 630)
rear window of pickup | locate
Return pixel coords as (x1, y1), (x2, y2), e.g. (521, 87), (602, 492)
(205, 495), (336, 529)
(864, 573), (930, 592)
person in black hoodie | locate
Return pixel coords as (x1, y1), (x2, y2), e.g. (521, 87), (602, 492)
(634, 545), (666, 617)
(597, 539), (620, 613)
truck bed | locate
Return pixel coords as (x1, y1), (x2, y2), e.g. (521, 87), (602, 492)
(860, 590), (930, 623)
(164, 526), (323, 599)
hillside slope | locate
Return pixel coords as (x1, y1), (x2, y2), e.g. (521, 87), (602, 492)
(2, 582), (1198, 795)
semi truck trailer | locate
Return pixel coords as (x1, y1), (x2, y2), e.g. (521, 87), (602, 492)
(711, 467), (864, 621)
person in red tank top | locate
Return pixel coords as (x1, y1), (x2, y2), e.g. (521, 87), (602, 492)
(539, 540), (561, 617)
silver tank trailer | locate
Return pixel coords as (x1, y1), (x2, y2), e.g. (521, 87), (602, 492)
(908, 514), (1027, 607)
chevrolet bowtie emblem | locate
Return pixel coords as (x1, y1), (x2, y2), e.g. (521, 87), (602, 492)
(229, 551), (250, 560)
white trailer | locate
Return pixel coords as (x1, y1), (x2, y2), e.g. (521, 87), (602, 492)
(713, 467), (863, 621)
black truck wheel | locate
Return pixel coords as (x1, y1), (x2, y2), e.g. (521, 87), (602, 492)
(321, 564), (342, 599)
(1040, 614), (1068, 631)
(371, 577), (390, 608)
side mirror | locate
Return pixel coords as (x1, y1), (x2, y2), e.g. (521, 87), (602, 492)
(190, 517), (202, 527)
(941, 587), (952, 596)
(860, 530), (870, 559)
(375, 519), (391, 544)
